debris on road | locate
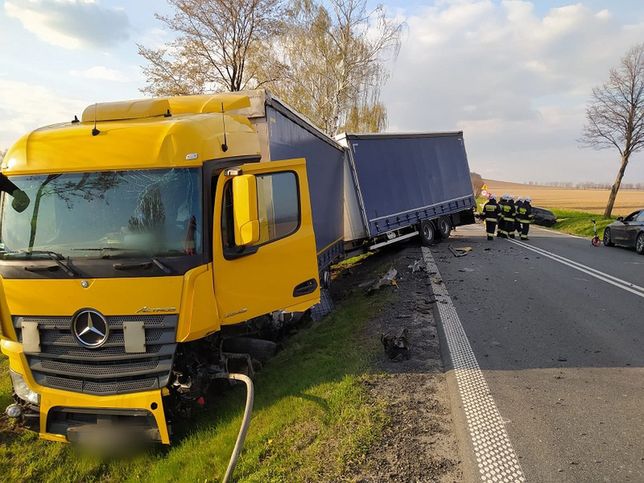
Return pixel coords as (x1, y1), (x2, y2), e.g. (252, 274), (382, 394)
(449, 245), (472, 257)
(458, 268), (475, 273)
(368, 268), (398, 294)
(381, 329), (410, 361)
(407, 259), (425, 273)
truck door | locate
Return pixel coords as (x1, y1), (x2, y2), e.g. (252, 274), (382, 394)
(212, 158), (320, 326)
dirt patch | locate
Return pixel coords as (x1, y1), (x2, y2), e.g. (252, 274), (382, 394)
(333, 242), (463, 482)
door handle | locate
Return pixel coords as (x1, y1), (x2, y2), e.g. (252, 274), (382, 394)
(293, 278), (318, 297)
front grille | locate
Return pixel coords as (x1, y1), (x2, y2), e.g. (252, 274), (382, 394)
(13, 314), (178, 396)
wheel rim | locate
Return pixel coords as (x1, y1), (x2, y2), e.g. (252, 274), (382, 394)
(423, 224), (432, 240)
(603, 229), (610, 244)
(637, 234), (644, 252)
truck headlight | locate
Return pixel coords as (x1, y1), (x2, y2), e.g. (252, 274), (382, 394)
(9, 370), (40, 405)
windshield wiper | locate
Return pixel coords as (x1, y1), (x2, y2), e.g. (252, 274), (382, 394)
(113, 257), (172, 274)
(6, 250), (78, 277)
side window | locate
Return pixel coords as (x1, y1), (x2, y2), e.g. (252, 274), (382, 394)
(256, 172), (300, 243)
(221, 171), (300, 251)
(221, 180), (235, 250)
(625, 211), (639, 222)
(636, 211), (644, 222)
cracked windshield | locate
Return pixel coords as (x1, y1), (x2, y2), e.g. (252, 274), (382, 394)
(0, 168), (202, 258)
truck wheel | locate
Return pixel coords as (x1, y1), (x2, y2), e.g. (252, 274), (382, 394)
(420, 220), (437, 246)
(437, 217), (452, 239)
(603, 228), (614, 247)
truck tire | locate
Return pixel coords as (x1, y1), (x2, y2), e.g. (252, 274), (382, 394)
(437, 216), (452, 239)
(420, 220), (437, 246)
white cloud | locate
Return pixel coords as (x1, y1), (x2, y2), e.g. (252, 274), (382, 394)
(0, 80), (86, 149)
(70, 66), (128, 82)
(4, 0), (130, 49)
(383, 1), (644, 183)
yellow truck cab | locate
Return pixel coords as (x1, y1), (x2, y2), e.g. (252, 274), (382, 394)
(0, 94), (320, 444)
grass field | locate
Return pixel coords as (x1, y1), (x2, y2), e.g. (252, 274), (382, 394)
(548, 209), (614, 238)
(484, 179), (644, 216)
(0, 257), (390, 482)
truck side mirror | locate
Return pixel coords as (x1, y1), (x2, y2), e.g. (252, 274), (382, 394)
(232, 174), (260, 246)
(11, 189), (30, 213)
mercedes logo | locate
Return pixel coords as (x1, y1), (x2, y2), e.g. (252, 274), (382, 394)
(71, 309), (110, 349)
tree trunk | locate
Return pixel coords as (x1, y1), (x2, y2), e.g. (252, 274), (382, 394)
(604, 153), (630, 218)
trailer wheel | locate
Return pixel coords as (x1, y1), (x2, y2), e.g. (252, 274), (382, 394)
(437, 217), (452, 239)
(420, 220), (437, 246)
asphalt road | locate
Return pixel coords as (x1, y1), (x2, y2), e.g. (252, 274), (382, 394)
(430, 223), (644, 482)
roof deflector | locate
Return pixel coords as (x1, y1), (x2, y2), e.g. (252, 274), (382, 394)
(81, 99), (171, 123)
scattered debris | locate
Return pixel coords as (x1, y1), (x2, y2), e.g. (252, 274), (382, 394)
(458, 268), (475, 273)
(448, 245), (472, 258)
(368, 268), (398, 294)
(381, 328), (410, 361)
(407, 259), (425, 273)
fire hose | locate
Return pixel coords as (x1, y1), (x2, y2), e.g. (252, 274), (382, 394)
(214, 373), (255, 483)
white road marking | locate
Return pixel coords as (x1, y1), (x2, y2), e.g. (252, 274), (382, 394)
(532, 225), (586, 239)
(508, 238), (644, 298)
(422, 247), (526, 483)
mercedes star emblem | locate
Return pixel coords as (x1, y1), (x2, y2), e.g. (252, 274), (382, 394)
(71, 309), (110, 348)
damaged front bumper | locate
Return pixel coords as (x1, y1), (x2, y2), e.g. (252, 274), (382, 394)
(1, 338), (171, 445)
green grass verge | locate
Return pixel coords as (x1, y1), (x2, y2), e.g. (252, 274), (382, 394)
(0, 277), (389, 482)
(548, 209), (614, 238)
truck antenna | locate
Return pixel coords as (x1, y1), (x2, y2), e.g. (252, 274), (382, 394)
(220, 102), (228, 152)
(91, 103), (101, 136)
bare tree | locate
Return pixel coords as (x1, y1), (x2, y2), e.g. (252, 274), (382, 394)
(581, 43), (644, 217)
(268, 0), (403, 135)
(138, 0), (286, 95)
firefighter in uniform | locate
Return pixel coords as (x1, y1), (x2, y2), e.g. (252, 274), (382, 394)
(514, 197), (524, 238)
(497, 194), (512, 238)
(518, 197), (534, 240)
(506, 195), (517, 238)
(482, 194), (500, 240)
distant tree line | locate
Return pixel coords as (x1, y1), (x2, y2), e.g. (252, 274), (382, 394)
(524, 180), (644, 190)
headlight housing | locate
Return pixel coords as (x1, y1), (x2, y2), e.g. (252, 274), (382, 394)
(9, 370), (40, 405)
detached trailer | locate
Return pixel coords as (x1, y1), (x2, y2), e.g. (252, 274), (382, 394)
(337, 132), (476, 251)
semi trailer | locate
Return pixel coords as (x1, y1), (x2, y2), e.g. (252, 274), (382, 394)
(0, 90), (474, 446)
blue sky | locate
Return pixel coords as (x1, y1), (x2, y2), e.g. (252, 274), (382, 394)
(1, 0), (644, 184)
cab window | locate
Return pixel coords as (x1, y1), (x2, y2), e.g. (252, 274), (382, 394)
(221, 171), (300, 251)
